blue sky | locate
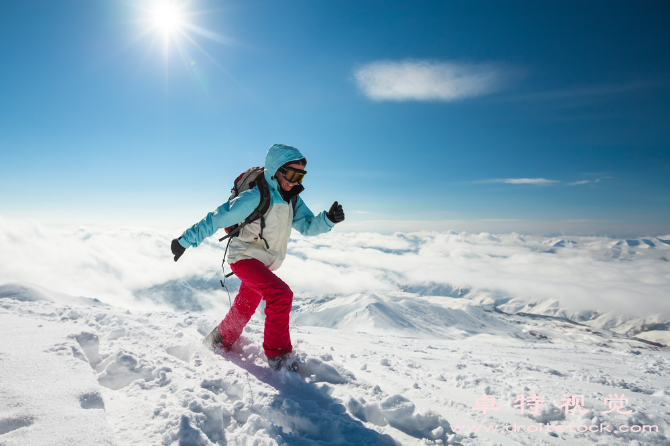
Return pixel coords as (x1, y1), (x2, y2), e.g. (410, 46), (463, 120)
(0, 0), (668, 235)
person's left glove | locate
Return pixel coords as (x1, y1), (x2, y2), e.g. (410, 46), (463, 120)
(327, 201), (345, 224)
(171, 238), (186, 262)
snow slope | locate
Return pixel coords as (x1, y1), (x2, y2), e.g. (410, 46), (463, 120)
(1, 283), (669, 445)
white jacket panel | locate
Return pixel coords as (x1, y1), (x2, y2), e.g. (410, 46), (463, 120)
(227, 202), (294, 271)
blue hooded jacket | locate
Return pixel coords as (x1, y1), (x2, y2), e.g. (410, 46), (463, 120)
(178, 144), (334, 269)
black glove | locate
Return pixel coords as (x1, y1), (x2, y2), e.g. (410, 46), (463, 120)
(171, 238), (186, 262)
(327, 201), (345, 224)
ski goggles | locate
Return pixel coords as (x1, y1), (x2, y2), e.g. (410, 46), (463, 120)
(278, 166), (307, 184)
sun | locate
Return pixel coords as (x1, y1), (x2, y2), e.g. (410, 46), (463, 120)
(133, 0), (233, 71)
(151, 2), (183, 35)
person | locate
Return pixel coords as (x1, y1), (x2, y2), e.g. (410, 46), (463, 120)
(170, 144), (344, 371)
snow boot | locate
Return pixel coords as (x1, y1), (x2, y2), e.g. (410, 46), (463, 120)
(267, 353), (299, 372)
(203, 326), (224, 351)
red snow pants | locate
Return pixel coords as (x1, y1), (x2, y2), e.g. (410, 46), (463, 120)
(218, 258), (293, 358)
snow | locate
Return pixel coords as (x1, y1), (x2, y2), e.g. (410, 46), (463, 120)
(0, 313), (115, 445)
(1, 281), (669, 445)
(1, 220), (669, 444)
(636, 330), (670, 346)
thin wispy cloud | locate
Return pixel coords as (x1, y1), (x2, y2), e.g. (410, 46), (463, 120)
(354, 60), (516, 102)
(488, 80), (667, 122)
(486, 178), (560, 185)
(568, 179), (600, 186)
(505, 80), (664, 104)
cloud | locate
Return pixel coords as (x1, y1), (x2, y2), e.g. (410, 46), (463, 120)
(481, 177), (604, 186)
(568, 179), (600, 186)
(280, 231), (670, 318)
(487, 178), (560, 185)
(354, 60), (514, 102)
(1, 216), (669, 320)
(0, 215), (229, 309)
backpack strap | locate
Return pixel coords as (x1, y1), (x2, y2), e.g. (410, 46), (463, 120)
(218, 173), (271, 246)
(253, 177), (271, 249)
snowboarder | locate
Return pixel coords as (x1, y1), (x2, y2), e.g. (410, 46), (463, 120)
(170, 144), (344, 371)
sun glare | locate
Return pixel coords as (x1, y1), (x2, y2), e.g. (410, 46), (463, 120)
(135, 0), (233, 73)
(152, 3), (182, 34)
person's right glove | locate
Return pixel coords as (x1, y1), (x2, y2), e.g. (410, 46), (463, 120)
(171, 238), (186, 262)
(327, 201), (345, 224)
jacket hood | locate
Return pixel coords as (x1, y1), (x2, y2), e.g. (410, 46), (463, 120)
(264, 144), (305, 187)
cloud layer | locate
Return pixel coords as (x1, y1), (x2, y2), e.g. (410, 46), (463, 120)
(354, 60), (512, 102)
(0, 216), (668, 319)
(282, 231), (670, 317)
